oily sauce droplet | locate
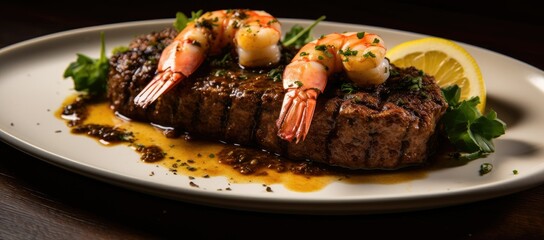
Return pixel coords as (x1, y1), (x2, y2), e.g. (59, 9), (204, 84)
(136, 145), (165, 162)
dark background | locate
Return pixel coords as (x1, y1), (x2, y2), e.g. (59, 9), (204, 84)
(1, 1), (543, 239)
(2, 1), (542, 70)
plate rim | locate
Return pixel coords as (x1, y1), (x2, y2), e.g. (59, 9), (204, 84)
(1, 18), (543, 215)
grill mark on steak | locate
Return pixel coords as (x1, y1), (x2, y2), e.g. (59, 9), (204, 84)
(328, 99), (375, 168)
(192, 77), (232, 139)
(187, 81), (202, 135)
(150, 82), (178, 128)
(324, 99), (342, 165)
(398, 116), (414, 165)
(285, 97), (341, 163)
(107, 28), (448, 170)
(255, 85), (286, 155)
(250, 93), (264, 145)
(368, 103), (411, 168)
(221, 89), (233, 142)
(225, 78), (269, 145)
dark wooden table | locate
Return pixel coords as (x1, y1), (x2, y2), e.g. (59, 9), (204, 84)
(2, 2), (543, 239)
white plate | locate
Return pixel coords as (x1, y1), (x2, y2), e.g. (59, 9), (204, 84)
(1, 19), (543, 215)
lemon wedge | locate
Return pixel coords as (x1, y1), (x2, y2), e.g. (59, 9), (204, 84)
(386, 37), (485, 113)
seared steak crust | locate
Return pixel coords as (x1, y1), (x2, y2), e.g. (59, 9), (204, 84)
(107, 28), (448, 170)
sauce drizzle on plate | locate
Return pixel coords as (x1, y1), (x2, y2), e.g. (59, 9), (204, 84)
(57, 94), (437, 192)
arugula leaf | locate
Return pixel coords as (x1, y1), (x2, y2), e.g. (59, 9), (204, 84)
(282, 15), (326, 48)
(173, 10), (203, 31)
(440, 85), (506, 161)
(63, 32), (109, 96)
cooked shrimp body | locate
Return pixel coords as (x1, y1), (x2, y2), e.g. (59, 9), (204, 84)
(134, 9), (281, 108)
(277, 32), (390, 142)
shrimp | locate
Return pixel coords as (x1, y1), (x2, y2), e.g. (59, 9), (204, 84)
(134, 9), (282, 108)
(276, 32), (390, 143)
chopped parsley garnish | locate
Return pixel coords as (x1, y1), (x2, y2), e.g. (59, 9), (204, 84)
(404, 76), (423, 91)
(210, 52), (233, 67)
(314, 44), (327, 51)
(339, 47), (358, 57)
(394, 73), (423, 92)
(341, 82), (357, 94)
(173, 10), (203, 31)
(214, 69), (227, 77)
(339, 47), (358, 62)
(441, 85), (506, 161)
(237, 74), (248, 80)
(267, 65), (284, 82)
(314, 44), (333, 58)
(234, 10), (248, 20)
(363, 51), (376, 58)
(282, 15), (326, 48)
(63, 32), (109, 97)
(195, 19), (217, 30)
(389, 68), (400, 77)
(479, 163), (493, 175)
(357, 32), (365, 39)
(267, 19), (278, 25)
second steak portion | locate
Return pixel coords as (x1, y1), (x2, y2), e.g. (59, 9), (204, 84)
(107, 28), (448, 170)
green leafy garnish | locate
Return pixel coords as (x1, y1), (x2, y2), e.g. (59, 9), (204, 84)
(282, 15), (326, 48)
(173, 10), (203, 31)
(63, 32), (109, 96)
(441, 85), (506, 161)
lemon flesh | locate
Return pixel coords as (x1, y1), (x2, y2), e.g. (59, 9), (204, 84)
(386, 37), (485, 113)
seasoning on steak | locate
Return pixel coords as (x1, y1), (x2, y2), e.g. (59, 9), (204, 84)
(107, 27), (448, 170)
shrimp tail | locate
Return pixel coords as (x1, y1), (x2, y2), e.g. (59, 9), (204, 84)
(276, 89), (318, 143)
(133, 69), (184, 108)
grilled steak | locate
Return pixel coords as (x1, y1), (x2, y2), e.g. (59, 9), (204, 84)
(107, 27), (448, 170)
